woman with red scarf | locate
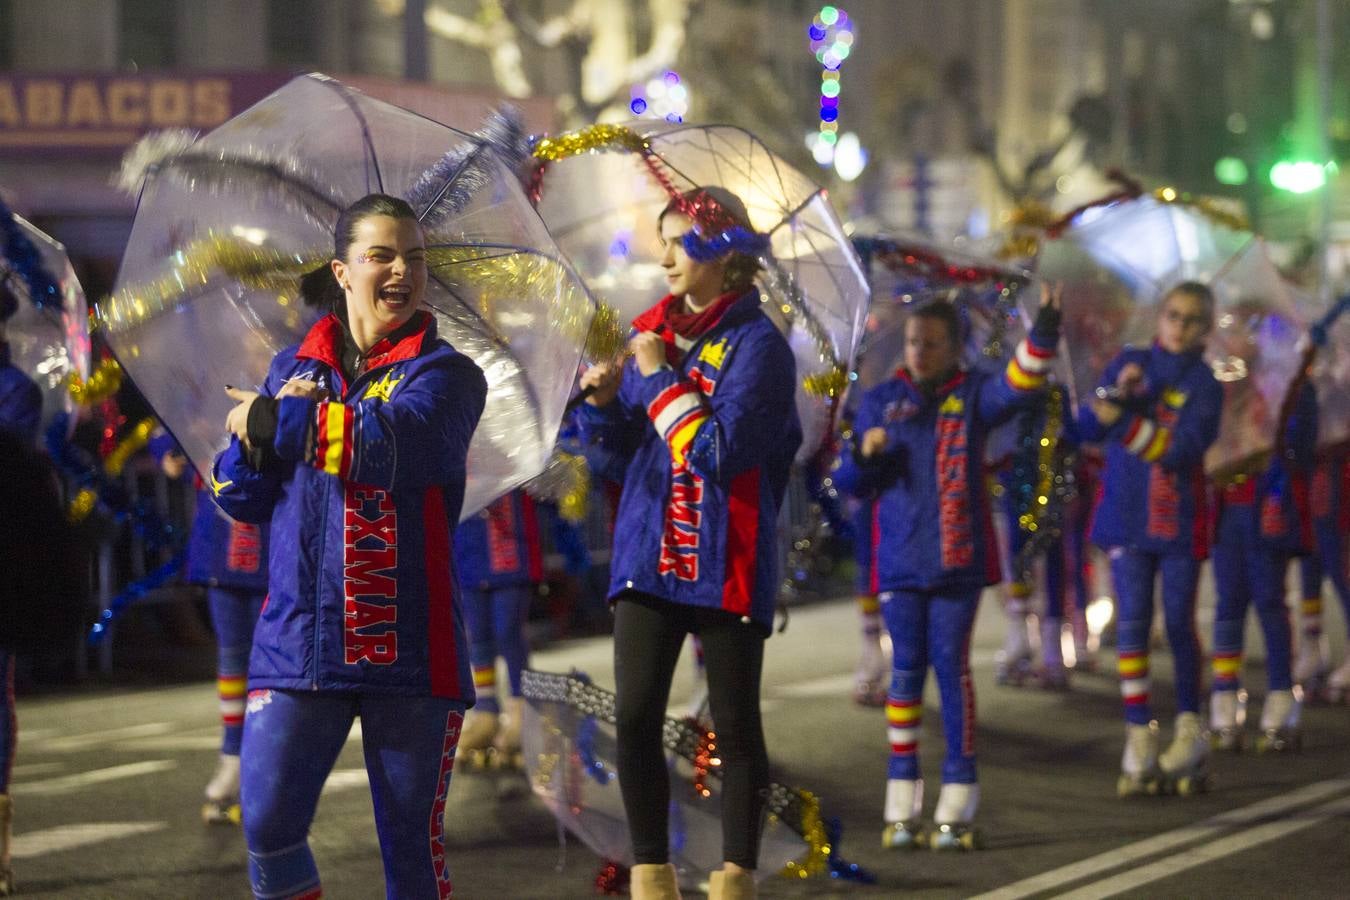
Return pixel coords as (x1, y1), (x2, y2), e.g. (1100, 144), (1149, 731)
(577, 188), (801, 900)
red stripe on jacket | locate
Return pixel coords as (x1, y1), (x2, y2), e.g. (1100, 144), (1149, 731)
(422, 487), (460, 698)
(721, 467), (760, 617)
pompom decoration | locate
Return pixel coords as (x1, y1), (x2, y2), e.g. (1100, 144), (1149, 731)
(66, 357), (124, 405)
(593, 861), (629, 896)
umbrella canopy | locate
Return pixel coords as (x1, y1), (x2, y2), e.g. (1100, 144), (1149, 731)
(103, 75), (595, 517)
(851, 235), (1034, 394)
(521, 670), (822, 890)
(0, 208), (90, 432)
(529, 121), (869, 461)
(1287, 283), (1350, 451)
(1036, 195), (1305, 474)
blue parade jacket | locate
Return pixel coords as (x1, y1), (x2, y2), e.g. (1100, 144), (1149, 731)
(148, 431), (270, 592)
(1078, 344), (1222, 558)
(577, 289), (801, 632)
(453, 489), (543, 591)
(0, 343), (41, 444)
(211, 311), (487, 700)
(837, 328), (1059, 594)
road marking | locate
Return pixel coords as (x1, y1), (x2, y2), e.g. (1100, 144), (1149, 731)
(11, 822), (167, 859)
(123, 735), (222, 752)
(1057, 793), (1350, 899)
(322, 768), (369, 794)
(10, 762), (62, 778)
(971, 776), (1350, 900)
(15, 760), (177, 796)
(34, 721), (175, 752)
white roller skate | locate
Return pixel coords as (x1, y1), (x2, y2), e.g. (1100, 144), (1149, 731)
(1208, 689), (1248, 752)
(1326, 657), (1350, 705)
(457, 708), (500, 771)
(881, 778), (926, 849)
(492, 697), (525, 771)
(1159, 712), (1210, 795)
(1255, 689), (1303, 754)
(995, 609), (1034, 686)
(930, 783), (980, 850)
(1117, 721), (1161, 797)
(1035, 617), (1070, 690)
(201, 753), (242, 825)
(0, 794), (12, 896)
(1293, 635), (1327, 702)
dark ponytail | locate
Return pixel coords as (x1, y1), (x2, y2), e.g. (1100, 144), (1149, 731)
(299, 193), (420, 311)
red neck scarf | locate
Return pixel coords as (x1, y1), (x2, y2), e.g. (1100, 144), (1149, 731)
(633, 289), (746, 365)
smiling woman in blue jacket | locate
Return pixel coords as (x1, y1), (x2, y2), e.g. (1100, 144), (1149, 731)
(839, 287), (1060, 852)
(577, 187), (800, 900)
(212, 194), (487, 900)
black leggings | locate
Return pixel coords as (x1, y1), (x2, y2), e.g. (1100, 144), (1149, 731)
(613, 592), (770, 868)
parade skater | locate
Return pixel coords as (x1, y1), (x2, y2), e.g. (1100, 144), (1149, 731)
(212, 194), (487, 899)
(1209, 381), (1316, 753)
(1078, 282), (1222, 797)
(1297, 442), (1350, 700)
(577, 187), (800, 900)
(0, 280), (41, 897)
(840, 286), (1062, 851)
(152, 436), (270, 823)
(453, 489), (542, 770)
(994, 386), (1079, 689)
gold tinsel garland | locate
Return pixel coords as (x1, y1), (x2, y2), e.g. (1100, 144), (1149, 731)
(1017, 385), (1063, 535)
(802, 366), (849, 399)
(99, 234), (321, 335)
(66, 358), (124, 405)
(425, 246), (598, 358)
(1151, 186), (1249, 232)
(529, 123), (650, 162)
(779, 790), (829, 880)
(68, 417), (158, 521)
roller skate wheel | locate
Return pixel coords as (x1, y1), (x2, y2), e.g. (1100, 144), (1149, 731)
(1173, 773), (1209, 796)
(490, 749), (524, 771)
(202, 799), (242, 826)
(881, 821), (925, 850)
(1209, 729), (1243, 753)
(0, 865), (13, 897)
(1117, 774), (1159, 798)
(461, 748), (493, 771)
(929, 823), (979, 851)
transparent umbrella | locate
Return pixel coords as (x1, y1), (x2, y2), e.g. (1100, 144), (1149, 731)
(0, 206), (90, 432)
(1036, 195), (1305, 475)
(521, 670), (834, 892)
(529, 121), (869, 461)
(103, 74), (596, 516)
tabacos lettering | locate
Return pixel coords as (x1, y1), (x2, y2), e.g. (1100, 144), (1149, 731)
(344, 485), (399, 665)
(1146, 401), (1181, 540)
(226, 520), (262, 573)
(936, 407), (973, 569)
(659, 462), (704, 581)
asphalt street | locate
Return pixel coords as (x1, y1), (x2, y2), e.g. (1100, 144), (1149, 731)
(10, 575), (1350, 899)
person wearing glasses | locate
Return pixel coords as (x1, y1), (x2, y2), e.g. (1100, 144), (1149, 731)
(1078, 282), (1223, 797)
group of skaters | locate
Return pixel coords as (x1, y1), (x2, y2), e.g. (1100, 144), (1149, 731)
(0, 183), (1346, 900)
(843, 276), (1350, 851)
